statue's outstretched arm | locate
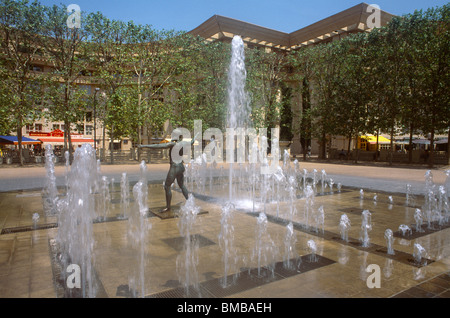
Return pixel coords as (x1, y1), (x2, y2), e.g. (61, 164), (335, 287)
(139, 142), (174, 149)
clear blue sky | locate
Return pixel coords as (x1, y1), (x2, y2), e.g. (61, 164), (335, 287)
(40, 0), (448, 32)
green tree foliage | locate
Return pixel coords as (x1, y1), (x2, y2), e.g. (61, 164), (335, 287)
(0, 0), (45, 165)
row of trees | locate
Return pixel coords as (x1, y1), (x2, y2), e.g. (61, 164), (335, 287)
(290, 4), (449, 166)
(0, 0), (232, 164)
(0, 0), (448, 167)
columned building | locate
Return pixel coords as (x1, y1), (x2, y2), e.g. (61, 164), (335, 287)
(188, 3), (396, 156)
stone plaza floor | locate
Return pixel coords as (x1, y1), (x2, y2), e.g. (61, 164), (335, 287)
(0, 161), (449, 299)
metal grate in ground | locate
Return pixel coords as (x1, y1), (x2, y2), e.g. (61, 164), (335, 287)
(148, 254), (336, 298)
(162, 234), (217, 252)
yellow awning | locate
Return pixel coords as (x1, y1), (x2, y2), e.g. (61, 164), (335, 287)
(361, 135), (391, 144)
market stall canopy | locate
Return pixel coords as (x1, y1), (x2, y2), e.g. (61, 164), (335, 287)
(412, 139), (430, 145)
(29, 130), (94, 146)
(434, 138), (448, 144)
(361, 135), (391, 144)
(0, 136), (42, 145)
(412, 139), (448, 145)
(37, 136), (94, 146)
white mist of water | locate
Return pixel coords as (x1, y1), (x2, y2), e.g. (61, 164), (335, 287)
(42, 144), (59, 215)
(339, 214), (351, 242)
(360, 210), (372, 248)
(219, 202), (238, 287)
(227, 35), (251, 203)
(384, 229), (395, 255)
(56, 144), (98, 298)
(176, 194), (200, 294)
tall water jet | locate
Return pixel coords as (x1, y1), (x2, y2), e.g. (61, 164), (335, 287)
(339, 214), (351, 242)
(360, 210), (372, 248)
(274, 166), (285, 217)
(176, 194), (200, 295)
(218, 202), (238, 288)
(98, 176), (111, 221)
(314, 205), (325, 234)
(42, 144), (59, 215)
(252, 212), (277, 277)
(56, 144), (98, 298)
(303, 185), (315, 229)
(414, 208), (424, 232)
(438, 185), (449, 224)
(384, 229), (395, 255)
(320, 169), (327, 194)
(127, 178), (150, 297)
(283, 222), (299, 270)
(287, 176), (298, 222)
(227, 35), (251, 202)
(120, 172), (130, 219)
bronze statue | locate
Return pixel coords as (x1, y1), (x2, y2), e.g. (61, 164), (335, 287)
(139, 134), (197, 212)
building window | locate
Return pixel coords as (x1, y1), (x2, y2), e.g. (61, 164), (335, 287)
(85, 125), (93, 135)
(53, 124), (60, 131)
(85, 112), (93, 122)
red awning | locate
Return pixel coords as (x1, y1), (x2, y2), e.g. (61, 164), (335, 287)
(37, 137), (94, 145)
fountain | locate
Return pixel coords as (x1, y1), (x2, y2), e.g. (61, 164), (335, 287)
(287, 176), (298, 222)
(127, 176), (150, 297)
(252, 212), (277, 277)
(307, 239), (318, 262)
(32, 212), (40, 229)
(398, 224), (412, 237)
(176, 194), (200, 294)
(320, 170), (327, 194)
(339, 214), (351, 242)
(314, 205), (325, 234)
(283, 222), (299, 270)
(384, 229), (395, 255)
(227, 35), (251, 203)
(119, 172), (130, 219)
(360, 210), (372, 247)
(414, 209), (424, 232)
(37, 34), (449, 300)
(218, 202), (238, 287)
(42, 144), (59, 215)
(413, 243), (427, 266)
(56, 144), (98, 298)
(98, 176), (111, 221)
(388, 196), (394, 205)
(303, 185), (315, 229)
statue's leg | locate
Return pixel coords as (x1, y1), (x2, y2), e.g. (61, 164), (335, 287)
(162, 167), (176, 212)
(176, 170), (189, 200)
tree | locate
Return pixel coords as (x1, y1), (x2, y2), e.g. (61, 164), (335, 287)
(333, 33), (372, 163)
(38, 3), (91, 160)
(411, 5), (449, 167)
(0, 0), (45, 165)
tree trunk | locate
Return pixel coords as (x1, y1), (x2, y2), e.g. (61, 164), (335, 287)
(110, 124), (114, 164)
(137, 127), (141, 162)
(428, 128), (435, 169)
(17, 119), (23, 166)
(375, 130), (379, 162)
(354, 134), (360, 164)
(408, 123), (414, 164)
(346, 132), (352, 161)
(102, 123), (106, 162)
(447, 126), (450, 166)
(389, 124), (394, 166)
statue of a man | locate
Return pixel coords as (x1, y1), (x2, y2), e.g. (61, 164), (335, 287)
(139, 134), (197, 212)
